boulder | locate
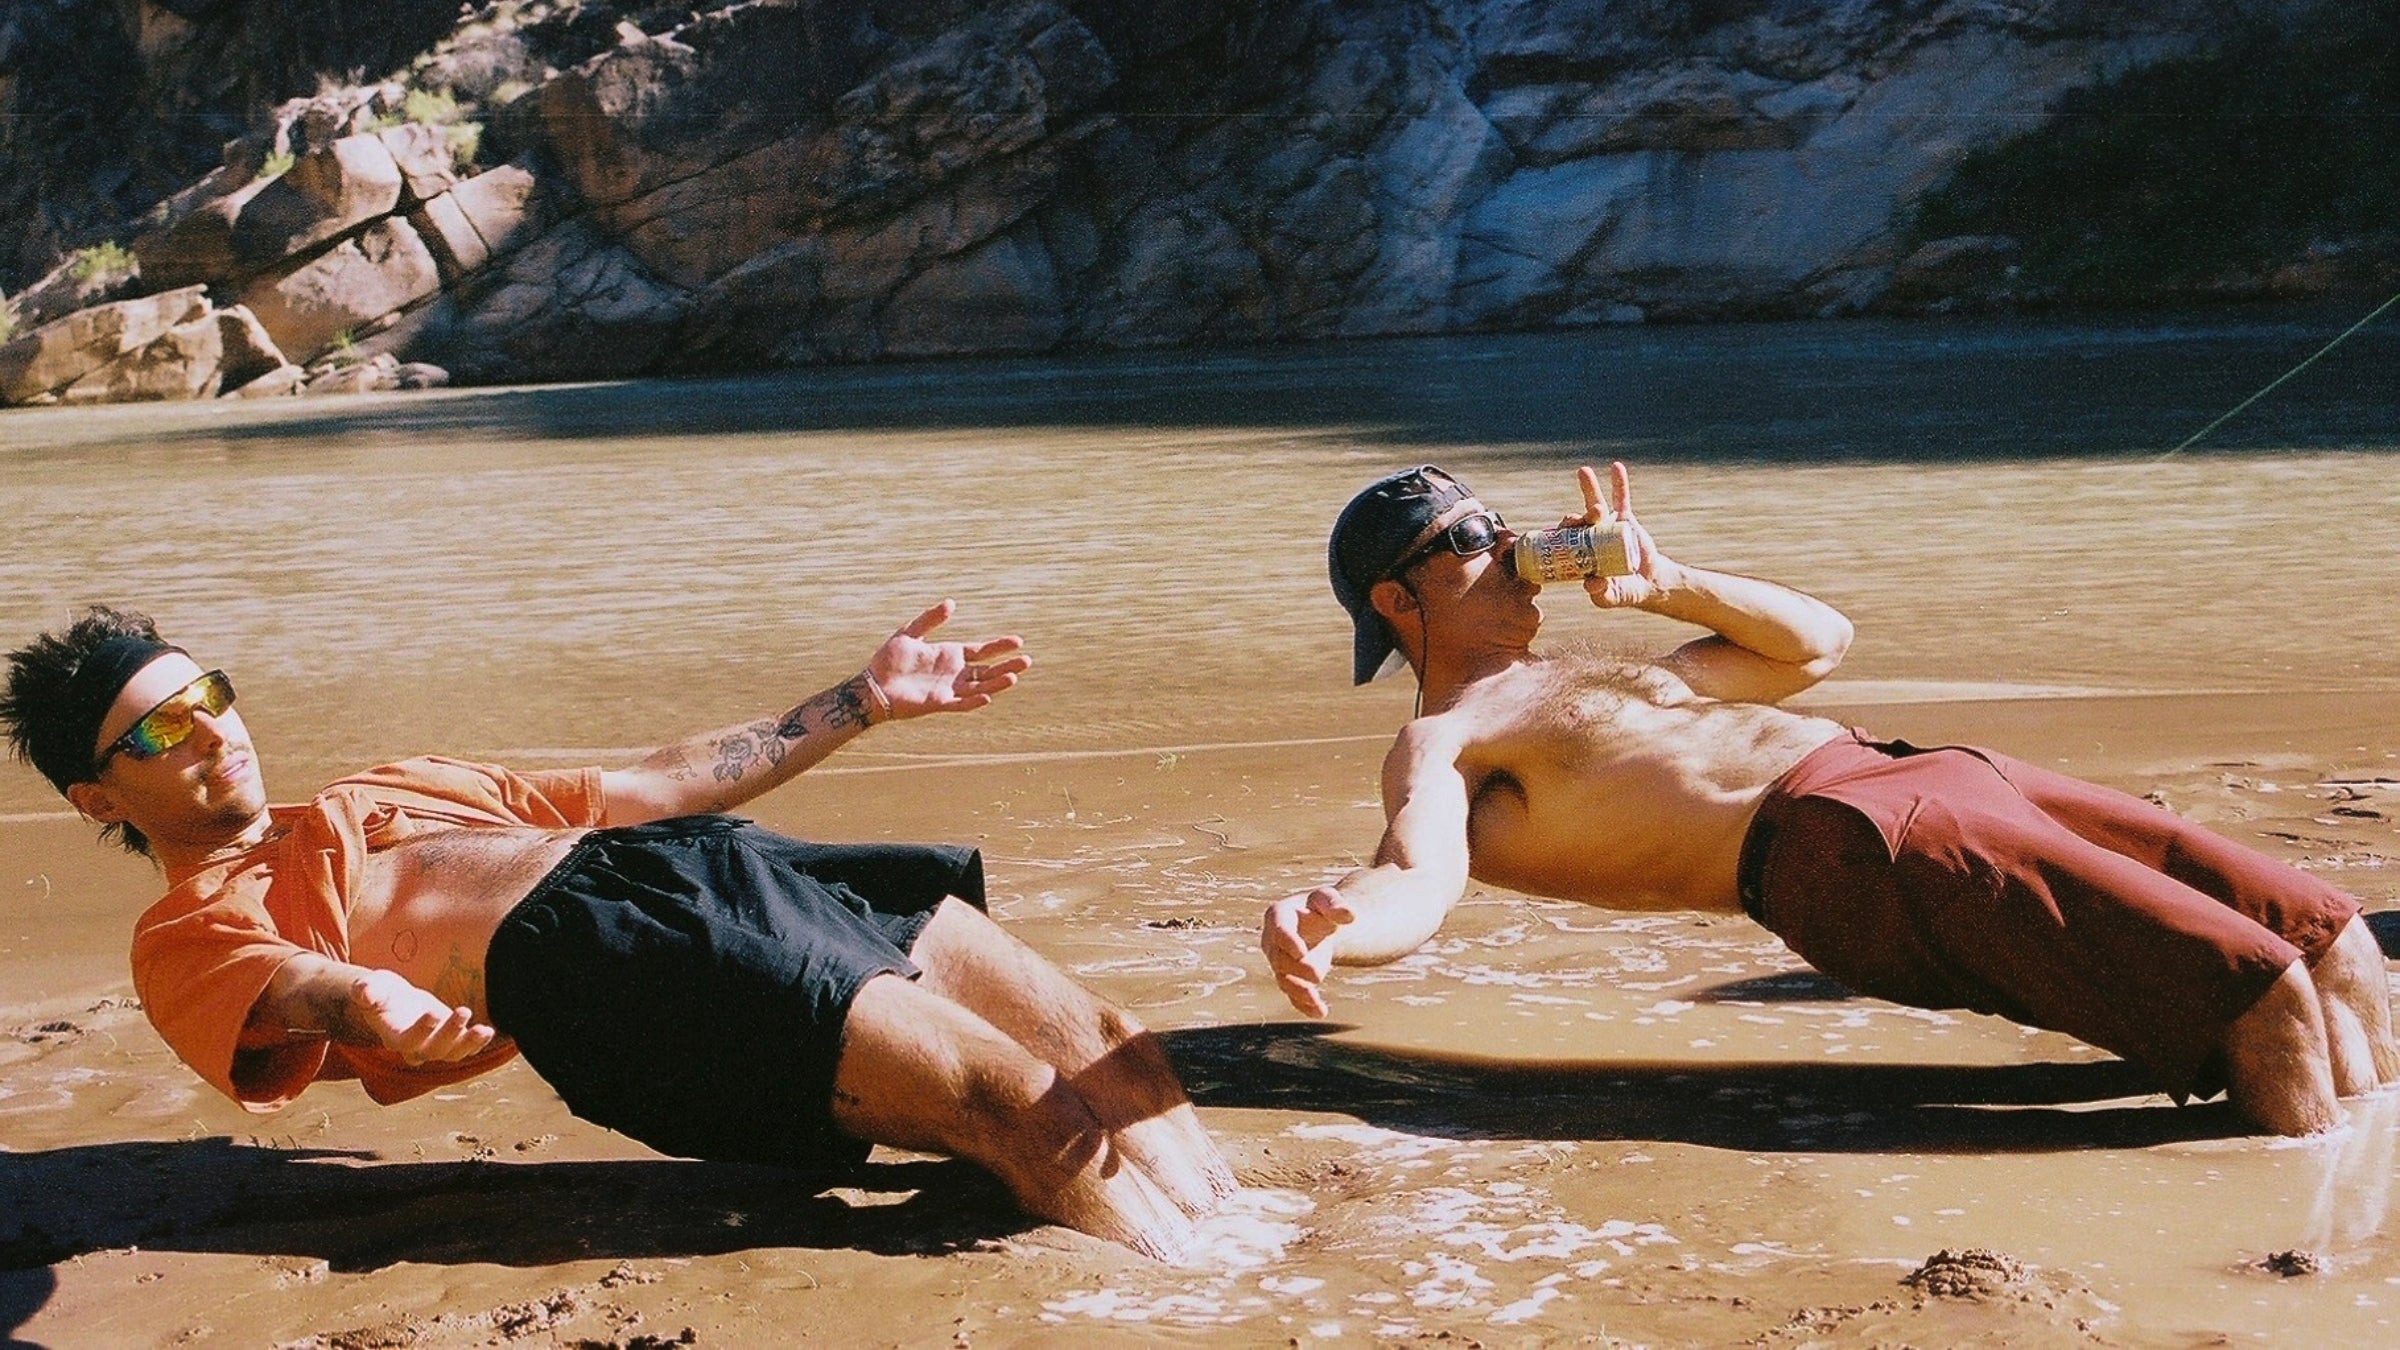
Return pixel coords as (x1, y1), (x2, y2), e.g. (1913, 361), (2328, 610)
(0, 285), (210, 404)
(673, 239), (828, 369)
(213, 303), (288, 390)
(537, 30), (709, 210)
(58, 310), (225, 404)
(227, 363), (307, 398)
(236, 218), (441, 364)
(6, 247), (149, 331)
(132, 173), (279, 290)
(409, 191), (490, 280)
(228, 134), (406, 271)
(133, 176), (274, 289)
(447, 162), (548, 262)
(375, 122), (461, 204)
(302, 352), (403, 395)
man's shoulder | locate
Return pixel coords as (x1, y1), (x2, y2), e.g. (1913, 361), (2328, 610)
(325, 754), (491, 788)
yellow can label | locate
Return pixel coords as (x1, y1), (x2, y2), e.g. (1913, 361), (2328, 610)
(1513, 524), (1632, 583)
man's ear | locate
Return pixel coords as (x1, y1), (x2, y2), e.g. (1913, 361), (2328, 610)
(64, 780), (126, 826)
(1369, 577), (1418, 624)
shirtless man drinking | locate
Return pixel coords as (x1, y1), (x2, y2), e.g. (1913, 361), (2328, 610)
(1261, 462), (2399, 1136)
(4, 602), (1229, 1259)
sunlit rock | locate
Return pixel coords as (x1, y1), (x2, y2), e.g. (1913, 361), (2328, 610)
(236, 217), (440, 364)
(0, 285), (210, 404)
(58, 309), (225, 403)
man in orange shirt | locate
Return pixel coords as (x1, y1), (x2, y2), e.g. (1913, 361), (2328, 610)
(4, 602), (1228, 1260)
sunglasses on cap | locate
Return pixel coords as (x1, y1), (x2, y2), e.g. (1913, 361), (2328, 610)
(94, 669), (236, 772)
(1385, 509), (1506, 580)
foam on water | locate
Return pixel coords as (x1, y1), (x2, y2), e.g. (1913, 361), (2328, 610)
(1038, 1189), (1315, 1326)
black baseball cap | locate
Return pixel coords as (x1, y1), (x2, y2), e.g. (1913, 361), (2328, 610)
(1327, 465), (1473, 684)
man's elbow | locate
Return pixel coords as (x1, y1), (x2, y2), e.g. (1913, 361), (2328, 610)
(1801, 612), (1854, 679)
(596, 769), (680, 827)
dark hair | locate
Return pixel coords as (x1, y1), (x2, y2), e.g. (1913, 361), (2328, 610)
(2, 605), (163, 856)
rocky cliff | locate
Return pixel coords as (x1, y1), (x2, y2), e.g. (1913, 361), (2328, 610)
(0, 0), (2370, 405)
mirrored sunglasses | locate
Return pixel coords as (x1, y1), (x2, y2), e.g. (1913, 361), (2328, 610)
(95, 669), (236, 771)
(1386, 510), (1506, 579)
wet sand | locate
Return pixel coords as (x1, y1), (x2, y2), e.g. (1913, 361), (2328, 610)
(6, 320), (2400, 1347)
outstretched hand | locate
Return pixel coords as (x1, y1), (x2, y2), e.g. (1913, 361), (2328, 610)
(863, 600), (1032, 721)
(1261, 885), (1357, 1017)
(1569, 462), (1672, 609)
(350, 968), (495, 1065)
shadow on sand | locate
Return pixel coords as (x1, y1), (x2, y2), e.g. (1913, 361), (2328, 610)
(0, 1139), (1019, 1337)
(1, 1007), (2257, 1341)
(1158, 1021), (2242, 1156)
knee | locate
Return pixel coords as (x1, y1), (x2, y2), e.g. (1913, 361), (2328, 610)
(1093, 1003), (1150, 1051)
(958, 1060), (1110, 1175)
(2313, 917), (2391, 1000)
(2224, 964), (2339, 1135)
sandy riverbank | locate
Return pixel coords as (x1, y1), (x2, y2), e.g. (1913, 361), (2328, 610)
(7, 682), (2400, 1348)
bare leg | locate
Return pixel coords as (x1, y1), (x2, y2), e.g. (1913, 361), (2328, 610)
(2308, 915), (2400, 1092)
(2224, 962), (2341, 1136)
(828, 972), (1195, 1260)
(908, 899), (1235, 1214)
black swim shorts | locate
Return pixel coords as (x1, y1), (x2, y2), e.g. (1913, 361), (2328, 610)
(483, 814), (986, 1172)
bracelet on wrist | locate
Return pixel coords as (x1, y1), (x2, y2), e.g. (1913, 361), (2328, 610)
(859, 672), (894, 724)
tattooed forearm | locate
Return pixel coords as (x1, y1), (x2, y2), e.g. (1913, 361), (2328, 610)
(776, 677), (873, 741)
(647, 744), (699, 783)
(709, 719), (786, 783)
(832, 674), (874, 730)
(647, 677), (880, 814)
(775, 700), (810, 740)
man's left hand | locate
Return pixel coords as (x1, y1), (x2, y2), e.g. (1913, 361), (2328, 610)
(864, 600), (1032, 720)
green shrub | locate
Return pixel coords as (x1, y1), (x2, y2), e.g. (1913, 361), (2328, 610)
(403, 87), (463, 126)
(446, 121), (484, 167)
(67, 242), (135, 285)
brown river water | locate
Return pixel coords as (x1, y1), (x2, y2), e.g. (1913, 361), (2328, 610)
(3, 311), (2399, 1346)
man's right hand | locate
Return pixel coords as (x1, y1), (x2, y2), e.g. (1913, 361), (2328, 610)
(1261, 885), (1356, 1017)
(345, 967), (496, 1065)
(1569, 462), (1673, 611)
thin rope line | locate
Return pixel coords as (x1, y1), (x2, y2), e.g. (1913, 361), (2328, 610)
(2158, 286), (2400, 458)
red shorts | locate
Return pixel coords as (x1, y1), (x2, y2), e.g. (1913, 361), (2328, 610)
(1738, 731), (2358, 1099)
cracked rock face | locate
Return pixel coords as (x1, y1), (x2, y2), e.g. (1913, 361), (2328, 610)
(2, 1), (2248, 401)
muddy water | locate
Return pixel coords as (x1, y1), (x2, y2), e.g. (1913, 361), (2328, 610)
(4, 311), (2400, 1346)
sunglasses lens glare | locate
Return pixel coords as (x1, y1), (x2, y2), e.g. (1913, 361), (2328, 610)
(198, 671), (234, 715)
(121, 671), (235, 761)
(127, 704), (193, 759)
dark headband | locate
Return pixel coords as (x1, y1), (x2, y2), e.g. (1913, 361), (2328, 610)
(46, 636), (182, 788)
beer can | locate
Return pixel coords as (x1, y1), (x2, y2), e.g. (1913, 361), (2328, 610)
(1512, 522), (1634, 584)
